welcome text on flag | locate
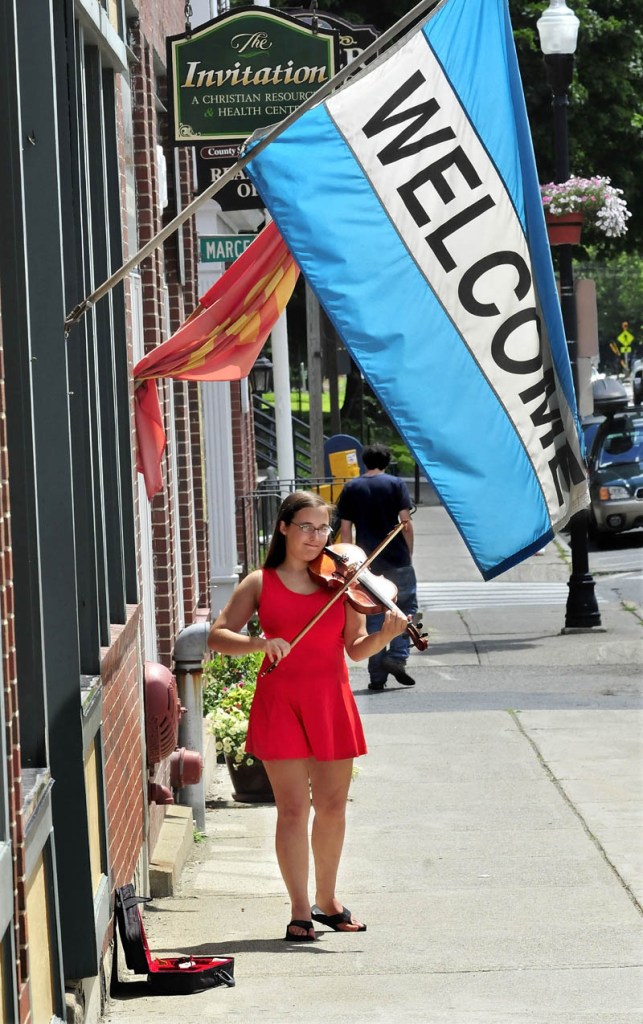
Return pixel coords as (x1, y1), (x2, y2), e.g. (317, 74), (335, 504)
(327, 30), (584, 516)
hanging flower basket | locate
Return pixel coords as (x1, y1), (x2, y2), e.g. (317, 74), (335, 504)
(540, 176), (631, 243)
(545, 211), (584, 246)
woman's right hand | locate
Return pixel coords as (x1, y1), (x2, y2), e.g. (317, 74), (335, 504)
(263, 637), (292, 664)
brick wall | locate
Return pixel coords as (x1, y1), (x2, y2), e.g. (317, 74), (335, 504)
(158, 89), (206, 625)
(135, 0), (184, 62)
(130, 18), (208, 654)
(125, 9), (207, 858)
(101, 610), (145, 887)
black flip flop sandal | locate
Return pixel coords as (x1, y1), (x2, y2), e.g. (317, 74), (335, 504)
(311, 905), (366, 932)
(284, 919), (316, 942)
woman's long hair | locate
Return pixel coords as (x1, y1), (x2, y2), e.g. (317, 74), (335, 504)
(263, 491), (334, 568)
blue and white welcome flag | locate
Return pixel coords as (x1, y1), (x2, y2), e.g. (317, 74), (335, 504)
(245, 0), (589, 580)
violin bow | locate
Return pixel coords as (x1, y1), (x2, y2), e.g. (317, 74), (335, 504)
(259, 520), (407, 677)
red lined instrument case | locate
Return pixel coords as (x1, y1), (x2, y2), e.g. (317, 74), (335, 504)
(114, 884), (235, 994)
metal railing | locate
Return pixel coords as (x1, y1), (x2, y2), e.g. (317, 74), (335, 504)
(236, 477), (355, 576)
(253, 394), (318, 477)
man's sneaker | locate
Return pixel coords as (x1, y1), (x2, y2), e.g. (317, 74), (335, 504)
(368, 680), (386, 691)
(381, 656), (415, 687)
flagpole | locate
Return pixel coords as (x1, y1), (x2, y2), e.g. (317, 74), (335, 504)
(64, 0), (442, 334)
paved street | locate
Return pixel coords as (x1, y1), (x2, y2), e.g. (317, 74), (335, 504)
(105, 504), (643, 1024)
(586, 530), (643, 610)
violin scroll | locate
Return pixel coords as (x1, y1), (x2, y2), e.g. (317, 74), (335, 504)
(405, 619), (428, 652)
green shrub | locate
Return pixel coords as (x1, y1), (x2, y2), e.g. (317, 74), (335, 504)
(202, 650), (263, 717)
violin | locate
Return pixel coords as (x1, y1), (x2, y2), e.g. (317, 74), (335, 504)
(308, 543), (428, 652)
(258, 522), (427, 677)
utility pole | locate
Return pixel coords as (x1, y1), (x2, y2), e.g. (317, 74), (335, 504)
(322, 306), (342, 435)
(305, 284), (325, 479)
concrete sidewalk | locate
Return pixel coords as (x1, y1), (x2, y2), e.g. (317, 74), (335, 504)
(106, 505), (643, 1024)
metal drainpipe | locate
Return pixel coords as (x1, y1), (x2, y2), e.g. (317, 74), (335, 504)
(173, 621), (210, 831)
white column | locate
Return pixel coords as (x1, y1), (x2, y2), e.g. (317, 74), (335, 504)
(264, 209), (295, 489)
(201, 381), (240, 618)
(270, 311), (295, 487)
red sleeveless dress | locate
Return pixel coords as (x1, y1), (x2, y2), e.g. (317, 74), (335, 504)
(245, 569), (367, 761)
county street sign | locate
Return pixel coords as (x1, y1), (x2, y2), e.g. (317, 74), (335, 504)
(195, 144), (263, 211)
(167, 7), (339, 144)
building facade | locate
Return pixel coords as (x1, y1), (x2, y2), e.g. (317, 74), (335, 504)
(0, 0), (257, 1020)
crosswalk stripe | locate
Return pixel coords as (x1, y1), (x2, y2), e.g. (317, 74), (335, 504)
(415, 581), (569, 610)
(591, 557), (643, 574)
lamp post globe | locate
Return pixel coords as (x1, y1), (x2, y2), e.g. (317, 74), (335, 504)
(537, 0), (579, 108)
(537, 0), (602, 630)
(537, 0), (579, 55)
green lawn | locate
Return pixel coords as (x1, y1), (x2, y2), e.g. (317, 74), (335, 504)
(263, 378), (346, 415)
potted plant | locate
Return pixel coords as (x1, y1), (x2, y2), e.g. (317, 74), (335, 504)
(540, 175), (631, 245)
(203, 651), (274, 803)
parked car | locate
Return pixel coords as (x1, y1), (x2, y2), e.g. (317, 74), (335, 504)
(632, 359), (643, 406)
(581, 413), (605, 455)
(585, 409), (643, 541)
(581, 376), (625, 458)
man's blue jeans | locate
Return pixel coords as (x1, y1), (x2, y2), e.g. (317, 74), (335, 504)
(366, 565), (418, 683)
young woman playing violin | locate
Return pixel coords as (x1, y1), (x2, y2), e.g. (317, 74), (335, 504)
(208, 490), (409, 943)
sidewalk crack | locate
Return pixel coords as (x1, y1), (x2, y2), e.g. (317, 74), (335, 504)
(457, 609), (482, 664)
(508, 709), (642, 917)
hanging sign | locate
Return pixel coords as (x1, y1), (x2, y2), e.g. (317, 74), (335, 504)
(287, 10), (379, 68)
(167, 6), (339, 145)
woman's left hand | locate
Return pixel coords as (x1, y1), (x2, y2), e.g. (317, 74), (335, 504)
(343, 603), (410, 663)
(378, 608), (410, 643)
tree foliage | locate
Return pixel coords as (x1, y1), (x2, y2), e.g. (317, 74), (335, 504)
(576, 254), (643, 364)
(510, 1), (643, 254)
(274, 0), (642, 252)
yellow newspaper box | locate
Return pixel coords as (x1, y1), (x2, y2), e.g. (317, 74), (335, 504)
(315, 483), (333, 503)
(328, 449), (360, 481)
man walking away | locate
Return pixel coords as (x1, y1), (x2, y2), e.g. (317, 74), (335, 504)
(337, 444), (418, 691)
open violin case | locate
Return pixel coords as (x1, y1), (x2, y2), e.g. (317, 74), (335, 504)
(113, 884), (235, 994)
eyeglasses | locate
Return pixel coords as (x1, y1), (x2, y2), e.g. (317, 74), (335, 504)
(291, 522), (333, 537)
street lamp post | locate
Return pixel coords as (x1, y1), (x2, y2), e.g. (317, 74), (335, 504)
(537, 0), (601, 630)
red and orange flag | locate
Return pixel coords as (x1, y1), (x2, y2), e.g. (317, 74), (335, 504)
(134, 221), (299, 498)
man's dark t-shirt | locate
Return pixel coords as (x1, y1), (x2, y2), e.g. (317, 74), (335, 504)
(336, 473), (412, 573)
